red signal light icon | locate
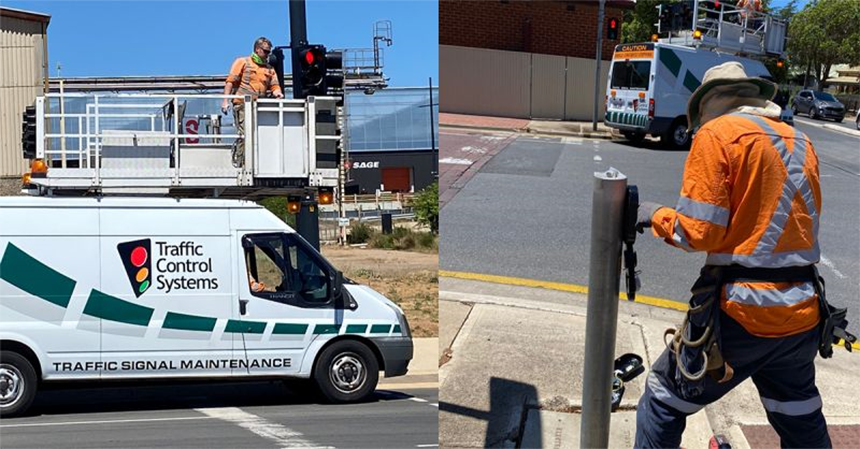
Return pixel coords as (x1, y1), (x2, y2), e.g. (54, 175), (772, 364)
(118, 239), (152, 297)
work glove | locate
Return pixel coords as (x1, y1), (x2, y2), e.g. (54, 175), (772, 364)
(636, 201), (665, 233)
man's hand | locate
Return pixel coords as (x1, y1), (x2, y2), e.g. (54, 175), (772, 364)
(221, 101), (230, 115)
(273, 91), (284, 99)
(636, 201), (666, 233)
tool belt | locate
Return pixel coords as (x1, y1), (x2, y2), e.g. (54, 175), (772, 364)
(667, 264), (856, 397)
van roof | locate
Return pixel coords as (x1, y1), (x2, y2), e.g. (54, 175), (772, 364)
(0, 196), (265, 210)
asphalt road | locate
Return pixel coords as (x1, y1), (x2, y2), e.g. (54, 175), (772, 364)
(440, 122), (860, 335)
(0, 382), (438, 448)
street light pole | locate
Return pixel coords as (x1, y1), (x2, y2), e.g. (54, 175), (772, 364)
(593, 0), (606, 132)
(429, 76), (437, 178)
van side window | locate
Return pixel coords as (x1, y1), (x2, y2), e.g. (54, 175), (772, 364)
(243, 234), (290, 299)
(241, 233), (332, 306)
(284, 235), (330, 304)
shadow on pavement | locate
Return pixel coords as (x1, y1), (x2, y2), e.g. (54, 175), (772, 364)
(440, 377), (538, 448)
(23, 380), (414, 418)
(612, 137), (689, 152)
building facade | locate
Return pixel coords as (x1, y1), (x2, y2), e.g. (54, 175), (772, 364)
(0, 7), (50, 194)
(440, 0), (634, 120)
(345, 87), (438, 194)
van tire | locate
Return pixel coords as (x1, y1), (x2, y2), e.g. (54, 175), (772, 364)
(0, 351), (38, 418)
(313, 340), (378, 403)
(662, 119), (691, 151)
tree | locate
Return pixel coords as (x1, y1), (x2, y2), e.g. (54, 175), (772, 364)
(413, 182), (438, 234)
(788, 0), (860, 90)
(622, 0), (661, 44)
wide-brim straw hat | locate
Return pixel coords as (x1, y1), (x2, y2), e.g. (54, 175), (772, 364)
(687, 61), (777, 130)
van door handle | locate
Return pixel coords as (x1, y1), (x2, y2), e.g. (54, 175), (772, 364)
(239, 299), (249, 315)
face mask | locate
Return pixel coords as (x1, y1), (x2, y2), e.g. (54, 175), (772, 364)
(252, 53), (267, 65)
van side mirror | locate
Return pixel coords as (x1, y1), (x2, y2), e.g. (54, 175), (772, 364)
(332, 270), (357, 310)
(241, 237), (254, 249)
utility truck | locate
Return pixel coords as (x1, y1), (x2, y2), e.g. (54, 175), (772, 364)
(2, 93), (415, 418)
(605, 0), (789, 150)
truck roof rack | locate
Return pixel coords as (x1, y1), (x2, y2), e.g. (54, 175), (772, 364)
(26, 93), (342, 198)
(658, 0), (787, 58)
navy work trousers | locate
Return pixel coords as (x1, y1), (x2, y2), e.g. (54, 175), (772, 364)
(635, 313), (830, 449)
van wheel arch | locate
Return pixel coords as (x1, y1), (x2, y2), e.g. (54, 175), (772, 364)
(0, 340), (42, 380)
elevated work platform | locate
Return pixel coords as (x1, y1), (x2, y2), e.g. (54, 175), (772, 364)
(660, 0), (787, 58)
(29, 93), (342, 198)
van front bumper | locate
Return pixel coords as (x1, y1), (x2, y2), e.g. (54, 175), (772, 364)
(372, 337), (413, 377)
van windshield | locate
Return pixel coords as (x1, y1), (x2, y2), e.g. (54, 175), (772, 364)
(610, 61), (651, 90)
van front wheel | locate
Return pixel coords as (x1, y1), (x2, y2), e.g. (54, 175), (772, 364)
(313, 340), (378, 403)
(662, 120), (691, 151)
(0, 351), (38, 418)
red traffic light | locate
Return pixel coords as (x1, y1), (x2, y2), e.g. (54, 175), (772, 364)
(609, 18), (617, 29)
(304, 50), (315, 65)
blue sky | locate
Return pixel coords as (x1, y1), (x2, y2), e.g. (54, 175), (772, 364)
(2, 0), (438, 87)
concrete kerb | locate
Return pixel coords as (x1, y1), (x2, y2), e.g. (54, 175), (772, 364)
(823, 123), (860, 138)
(440, 122), (618, 140)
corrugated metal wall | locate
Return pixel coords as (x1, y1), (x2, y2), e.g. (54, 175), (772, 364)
(440, 45), (530, 119)
(0, 16), (46, 178)
(440, 45), (610, 121)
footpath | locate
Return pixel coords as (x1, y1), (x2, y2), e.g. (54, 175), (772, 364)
(438, 276), (860, 449)
(440, 113), (617, 139)
(378, 337), (439, 390)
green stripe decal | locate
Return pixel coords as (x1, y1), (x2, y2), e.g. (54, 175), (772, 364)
(273, 323), (309, 335)
(225, 319), (266, 334)
(0, 243), (76, 308)
(683, 70), (701, 92)
(83, 289), (153, 327)
(393, 325), (402, 334)
(346, 324), (368, 334)
(659, 48), (682, 78)
(371, 324), (392, 334)
(163, 311), (216, 332)
(314, 324), (341, 335)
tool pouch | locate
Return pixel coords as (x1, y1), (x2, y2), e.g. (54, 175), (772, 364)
(668, 266), (732, 400)
(812, 269), (857, 358)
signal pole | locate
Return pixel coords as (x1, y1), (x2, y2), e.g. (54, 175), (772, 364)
(289, 0), (320, 248)
(592, 0), (605, 132)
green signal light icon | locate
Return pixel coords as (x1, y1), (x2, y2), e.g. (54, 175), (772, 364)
(118, 239), (152, 298)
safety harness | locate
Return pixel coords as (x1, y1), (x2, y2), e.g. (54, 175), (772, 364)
(667, 265), (856, 393)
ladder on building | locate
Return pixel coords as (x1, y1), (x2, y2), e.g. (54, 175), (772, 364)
(27, 93), (342, 199)
(659, 0), (788, 58)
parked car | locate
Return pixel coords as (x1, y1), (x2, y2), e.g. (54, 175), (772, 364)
(791, 90), (846, 122)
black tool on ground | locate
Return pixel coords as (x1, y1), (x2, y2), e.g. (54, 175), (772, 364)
(709, 434), (732, 449)
(621, 185), (641, 301)
(610, 353), (645, 411)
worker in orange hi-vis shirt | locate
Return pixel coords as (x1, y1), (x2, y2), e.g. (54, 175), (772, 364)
(221, 37), (284, 168)
(736, 0), (762, 28)
(632, 61), (854, 449)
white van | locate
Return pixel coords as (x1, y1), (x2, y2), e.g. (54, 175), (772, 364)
(605, 42), (771, 150)
(0, 197), (412, 417)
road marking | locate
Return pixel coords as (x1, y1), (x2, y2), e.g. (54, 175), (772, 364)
(594, 155), (603, 162)
(441, 270), (689, 312)
(196, 407), (332, 449)
(430, 403), (439, 408)
(378, 381), (438, 390)
(819, 255), (846, 279)
(0, 416), (212, 429)
(440, 270), (860, 351)
(416, 444), (439, 447)
(440, 157), (474, 165)
(409, 397), (429, 403)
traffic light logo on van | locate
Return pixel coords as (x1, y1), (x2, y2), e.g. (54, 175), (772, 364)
(117, 239), (152, 297)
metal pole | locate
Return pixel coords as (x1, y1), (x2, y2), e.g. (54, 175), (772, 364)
(429, 76), (437, 178)
(592, 0), (606, 132)
(580, 167), (627, 449)
(289, 0), (308, 99)
(297, 190), (321, 251)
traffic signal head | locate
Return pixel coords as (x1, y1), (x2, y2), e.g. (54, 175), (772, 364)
(607, 17), (619, 40)
(292, 44), (344, 99)
(22, 104), (37, 160)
